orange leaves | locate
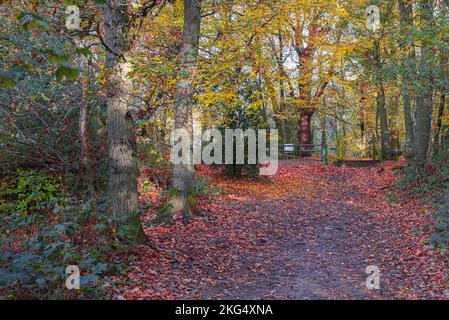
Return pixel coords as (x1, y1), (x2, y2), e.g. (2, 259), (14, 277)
(111, 161), (448, 299)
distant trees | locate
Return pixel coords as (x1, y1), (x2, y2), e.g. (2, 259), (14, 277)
(268, 1), (342, 153)
(1, 0), (448, 221)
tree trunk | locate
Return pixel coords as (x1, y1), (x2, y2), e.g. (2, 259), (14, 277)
(434, 1), (448, 148)
(278, 33), (288, 144)
(377, 85), (392, 160)
(415, 95), (433, 172)
(401, 83), (415, 158)
(373, 39), (392, 160)
(79, 75), (95, 197)
(172, 0), (201, 224)
(398, 0), (417, 162)
(297, 109), (314, 156)
(360, 115), (365, 142)
(321, 113), (327, 150)
(295, 23), (324, 156)
(74, 37), (94, 196)
(435, 94), (446, 146)
(104, 0), (145, 242)
(79, 77), (90, 175)
(414, 0), (435, 173)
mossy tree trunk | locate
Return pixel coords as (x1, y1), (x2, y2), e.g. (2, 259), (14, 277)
(414, 0), (435, 174)
(104, 0), (145, 242)
(398, 0), (416, 164)
(172, 0), (202, 225)
(373, 38), (392, 160)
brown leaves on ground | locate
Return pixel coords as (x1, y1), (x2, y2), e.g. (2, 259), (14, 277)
(109, 161), (449, 300)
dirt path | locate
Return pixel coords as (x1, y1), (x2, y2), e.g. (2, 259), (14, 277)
(187, 165), (403, 299)
(117, 161), (446, 300)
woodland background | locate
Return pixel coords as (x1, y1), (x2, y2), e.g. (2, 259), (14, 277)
(0, 0), (448, 299)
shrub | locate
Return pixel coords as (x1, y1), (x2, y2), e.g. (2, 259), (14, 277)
(0, 169), (61, 215)
(0, 21), (107, 191)
(430, 192), (449, 250)
(429, 137), (449, 251)
(215, 84), (269, 179)
(0, 170), (117, 299)
(139, 140), (172, 190)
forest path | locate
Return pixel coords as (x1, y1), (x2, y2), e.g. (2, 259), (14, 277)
(117, 161), (445, 300)
(185, 163), (401, 299)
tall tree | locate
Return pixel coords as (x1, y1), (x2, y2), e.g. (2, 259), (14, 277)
(434, 0), (448, 147)
(373, 37), (392, 160)
(294, 20), (321, 154)
(414, 0), (435, 173)
(398, 0), (416, 162)
(74, 36), (95, 196)
(172, 0), (201, 224)
(286, 2), (340, 154)
(104, 0), (148, 242)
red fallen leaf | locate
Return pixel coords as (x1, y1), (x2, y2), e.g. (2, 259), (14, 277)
(110, 160), (448, 300)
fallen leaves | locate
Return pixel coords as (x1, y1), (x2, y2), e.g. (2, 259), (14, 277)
(110, 160), (449, 300)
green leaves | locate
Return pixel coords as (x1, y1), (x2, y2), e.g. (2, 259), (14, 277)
(46, 49), (80, 81)
(0, 72), (17, 87)
(94, 223), (107, 233)
(47, 49), (70, 64)
(56, 63), (80, 81)
(0, 169), (61, 214)
(17, 11), (50, 30)
(0, 64), (31, 87)
(76, 47), (93, 57)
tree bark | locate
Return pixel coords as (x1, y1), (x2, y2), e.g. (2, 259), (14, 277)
(434, 0), (448, 148)
(79, 73), (95, 197)
(377, 84), (392, 160)
(373, 39), (392, 160)
(277, 33), (290, 144)
(294, 22), (328, 155)
(79, 77), (90, 175)
(74, 37), (94, 196)
(172, 0), (201, 224)
(398, 0), (417, 163)
(321, 110), (327, 147)
(435, 94), (446, 146)
(104, 0), (145, 242)
(414, 0), (435, 173)
(297, 109), (314, 155)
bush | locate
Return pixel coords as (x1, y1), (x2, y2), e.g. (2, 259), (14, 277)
(430, 192), (449, 250)
(429, 137), (449, 251)
(0, 170), (117, 299)
(139, 140), (172, 190)
(0, 19), (107, 190)
(215, 81), (269, 179)
(0, 169), (61, 215)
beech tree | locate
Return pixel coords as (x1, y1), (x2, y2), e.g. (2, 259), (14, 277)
(171, 0), (202, 224)
(104, 0), (161, 241)
(398, 0), (416, 162)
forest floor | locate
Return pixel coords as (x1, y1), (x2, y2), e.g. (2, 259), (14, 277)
(111, 161), (449, 300)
